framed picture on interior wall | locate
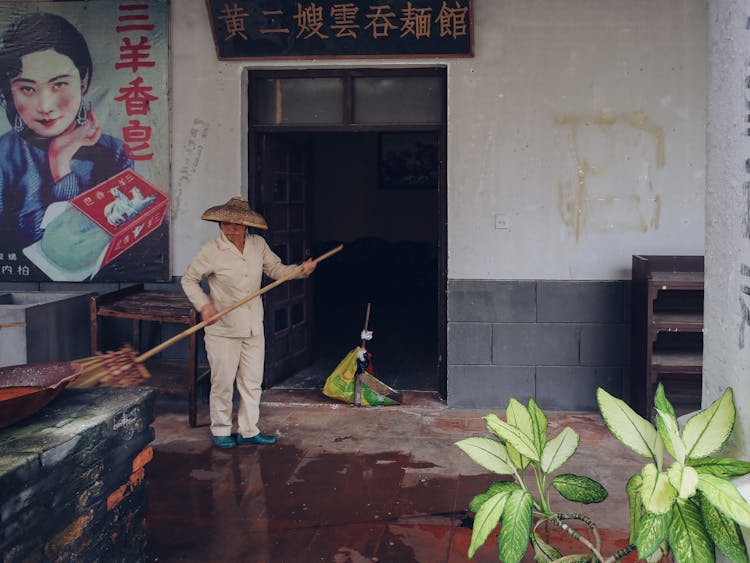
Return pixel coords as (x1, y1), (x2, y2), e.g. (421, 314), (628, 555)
(379, 133), (438, 189)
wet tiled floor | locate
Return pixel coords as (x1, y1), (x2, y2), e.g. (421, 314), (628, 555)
(145, 390), (645, 562)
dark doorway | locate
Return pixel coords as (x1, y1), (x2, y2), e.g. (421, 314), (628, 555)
(286, 132), (438, 392)
(247, 68), (447, 397)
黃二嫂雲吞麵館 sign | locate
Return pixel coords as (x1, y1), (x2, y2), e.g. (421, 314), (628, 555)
(205, 0), (473, 59)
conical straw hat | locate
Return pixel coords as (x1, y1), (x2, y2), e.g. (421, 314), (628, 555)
(201, 197), (268, 230)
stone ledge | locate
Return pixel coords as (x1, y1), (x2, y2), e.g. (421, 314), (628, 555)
(0, 387), (155, 562)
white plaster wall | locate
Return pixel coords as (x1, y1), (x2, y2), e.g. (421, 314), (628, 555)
(170, 1), (246, 272)
(450, 0), (706, 280)
(705, 0), (750, 461)
(170, 0), (706, 281)
(701, 6), (750, 557)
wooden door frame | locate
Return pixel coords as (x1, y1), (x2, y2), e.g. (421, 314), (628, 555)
(247, 67), (448, 399)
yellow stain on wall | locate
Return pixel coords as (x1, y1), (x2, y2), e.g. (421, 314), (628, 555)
(556, 111), (664, 241)
(623, 111), (665, 168)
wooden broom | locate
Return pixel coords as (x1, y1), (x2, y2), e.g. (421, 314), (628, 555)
(69, 244), (344, 388)
(352, 302), (403, 406)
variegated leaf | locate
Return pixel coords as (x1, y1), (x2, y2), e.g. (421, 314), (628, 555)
(656, 407), (685, 464)
(531, 532), (562, 563)
(484, 413), (529, 469)
(689, 457), (750, 479)
(469, 481), (518, 513)
(683, 388), (735, 459)
(698, 473), (750, 528)
(551, 473), (608, 504)
(654, 383), (678, 421)
(484, 414), (539, 461)
(541, 427), (579, 474)
(498, 489), (534, 563)
(655, 384), (679, 463)
(667, 462), (699, 499)
(527, 398), (548, 455)
(636, 510), (671, 560)
(468, 492), (507, 559)
(456, 437), (515, 475)
(668, 498), (715, 563)
(507, 398), (536, 454)
(645, 544), (667, 563)
(506, 443), (529, 470)
(641, 463), (677, 515)
(597, 388), (663, 462)
(701, 491), (749, 563)
(627, 474), (643, 544)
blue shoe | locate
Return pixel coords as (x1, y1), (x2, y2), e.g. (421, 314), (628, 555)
(213, 435), (236, 449)
(237, 432), (277, 445)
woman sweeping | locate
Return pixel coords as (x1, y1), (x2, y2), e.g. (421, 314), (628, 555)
(182, 197), (316, 449)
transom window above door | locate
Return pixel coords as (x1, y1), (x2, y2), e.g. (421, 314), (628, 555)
(249, 68), (445, 128)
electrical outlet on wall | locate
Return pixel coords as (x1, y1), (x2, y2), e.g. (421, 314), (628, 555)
(494, 213), (510, 230)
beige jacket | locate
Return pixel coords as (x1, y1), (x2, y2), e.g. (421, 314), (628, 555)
(181, 232), (302, 338)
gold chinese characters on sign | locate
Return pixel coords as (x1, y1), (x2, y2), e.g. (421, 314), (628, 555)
(206, 0), (473, 59)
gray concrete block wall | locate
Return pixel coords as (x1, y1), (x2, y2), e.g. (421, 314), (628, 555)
(447, 279), (631, 411)
(1, 277), (631, 412)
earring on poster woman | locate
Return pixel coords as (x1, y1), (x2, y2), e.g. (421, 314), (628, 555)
(76, 101), (89, 126)
(13, 113), (24, 133)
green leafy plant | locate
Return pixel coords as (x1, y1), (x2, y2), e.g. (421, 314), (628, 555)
(455, 384), (750, 562)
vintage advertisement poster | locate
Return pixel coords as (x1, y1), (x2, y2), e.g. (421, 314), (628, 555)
(0, 1), (169, 282)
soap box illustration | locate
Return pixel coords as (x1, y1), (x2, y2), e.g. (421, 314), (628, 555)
(70, 169), (168, 266)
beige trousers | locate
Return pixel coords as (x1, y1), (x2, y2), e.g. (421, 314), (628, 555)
(204, 332), (265, 438)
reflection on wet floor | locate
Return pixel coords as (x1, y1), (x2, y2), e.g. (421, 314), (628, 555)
(145, 392), (643, 562)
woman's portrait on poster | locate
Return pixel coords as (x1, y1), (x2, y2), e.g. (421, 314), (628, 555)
(0, 11), (132, 253)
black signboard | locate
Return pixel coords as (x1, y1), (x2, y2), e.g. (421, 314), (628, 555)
(205, 0), (473, 59)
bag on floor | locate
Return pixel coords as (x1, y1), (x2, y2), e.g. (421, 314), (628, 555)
(322, 348), (359, 403)
(322, 347), (399, 406)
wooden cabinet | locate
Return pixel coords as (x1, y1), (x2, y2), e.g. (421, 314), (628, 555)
(90, 284), (209, 427)
(631, 255), (704, 420)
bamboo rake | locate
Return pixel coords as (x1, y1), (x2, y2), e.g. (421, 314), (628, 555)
(69, 244), (344, 388)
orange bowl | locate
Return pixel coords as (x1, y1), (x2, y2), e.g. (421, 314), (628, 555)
(0, 361), (83, 428)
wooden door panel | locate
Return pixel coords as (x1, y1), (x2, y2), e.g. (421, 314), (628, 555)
(259, 133), (313, 388)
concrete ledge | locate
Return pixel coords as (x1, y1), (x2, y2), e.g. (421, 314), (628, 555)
(0, 387), (155, 562)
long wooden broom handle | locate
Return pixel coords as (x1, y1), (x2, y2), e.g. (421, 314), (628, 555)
(136, 244), (343, 363)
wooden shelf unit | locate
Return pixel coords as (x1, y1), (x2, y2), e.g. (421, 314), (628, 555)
(631, 255), (704, 420)
(90, 284), (209, 427)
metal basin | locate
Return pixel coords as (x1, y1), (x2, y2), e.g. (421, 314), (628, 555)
(0, 361), (82, 428)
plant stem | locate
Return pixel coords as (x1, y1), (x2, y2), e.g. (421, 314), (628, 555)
(553, 555), (592, 563)
(536, 467), (551, 513)
(553, 514), (604, 562)
(513, 466), (525, 490)
(602, 544), (636, 563)
(556, 513), (601, 554)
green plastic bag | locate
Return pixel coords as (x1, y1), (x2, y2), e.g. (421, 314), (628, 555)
(322, 348), (359, 403)
(322, 347), (400, 406)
